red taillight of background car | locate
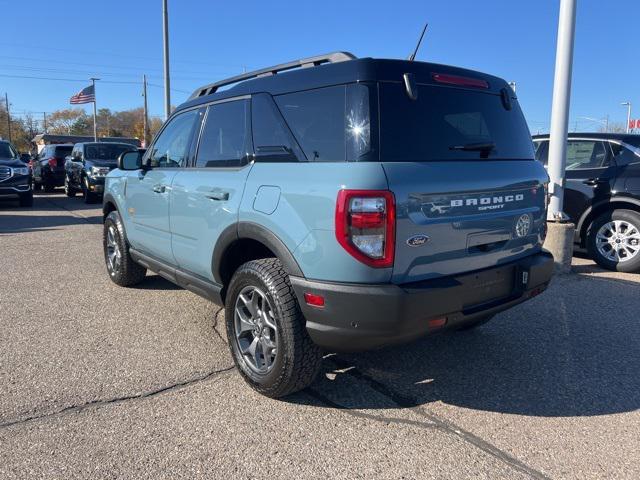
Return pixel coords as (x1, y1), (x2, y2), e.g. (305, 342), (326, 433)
(335, 189), (395, 268)
(47, 158), (57, 168)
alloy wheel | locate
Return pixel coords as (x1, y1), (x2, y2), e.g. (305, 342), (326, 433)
(595, 220), (640, 263)
(234, 285), (279, 374)
(105, 225), (122, 273)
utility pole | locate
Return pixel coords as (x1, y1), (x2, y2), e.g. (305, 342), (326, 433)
(545, 0), (577, 274)
(90, 77), (100, 141)
(4, 93), (11, 142)
(162, 0), (171, 120)
(622, 102), (632, 134)
(142, 74), (150, 147)
(43, 112), (47, 134)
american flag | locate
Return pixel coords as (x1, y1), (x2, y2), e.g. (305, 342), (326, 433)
(70, 84), (95, 104)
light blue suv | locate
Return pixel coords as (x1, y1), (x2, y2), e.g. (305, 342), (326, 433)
(103, 53), (553, 398)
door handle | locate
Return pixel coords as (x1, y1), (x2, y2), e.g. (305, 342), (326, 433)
(152, 184), (166, 193)
(582, 178), (600, 186)
(205, 190), (229, 201)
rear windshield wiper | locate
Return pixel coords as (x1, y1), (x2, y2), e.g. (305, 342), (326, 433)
(449, 142), (496, 159)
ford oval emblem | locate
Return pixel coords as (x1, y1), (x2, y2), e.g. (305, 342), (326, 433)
(407, 234), (430, 247)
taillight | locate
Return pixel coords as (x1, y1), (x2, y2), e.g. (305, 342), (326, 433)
(47, 158), (57, 168)
(335, 190), (395, 268)
(432, 72), (489, 89)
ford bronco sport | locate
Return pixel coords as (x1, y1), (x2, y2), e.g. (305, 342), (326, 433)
(102, 53), (553, 398)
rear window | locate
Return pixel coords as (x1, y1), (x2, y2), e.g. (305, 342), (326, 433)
(54, 146), (72, 157)
(85, 144), (133, 160)
(379, 83), (534, 161)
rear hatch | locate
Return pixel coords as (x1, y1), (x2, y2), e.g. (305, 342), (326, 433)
(378, 76), (548, 284)
(53, 146), (73, 172)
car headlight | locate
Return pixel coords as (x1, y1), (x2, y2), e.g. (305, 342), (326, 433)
(12, 167), (29, 176)
(90, 166), (110, 177)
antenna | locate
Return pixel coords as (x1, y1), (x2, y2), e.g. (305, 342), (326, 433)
(408, 23), (428, 61)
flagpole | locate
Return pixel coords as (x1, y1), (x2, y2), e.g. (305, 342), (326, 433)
(90, 77), (99, 141)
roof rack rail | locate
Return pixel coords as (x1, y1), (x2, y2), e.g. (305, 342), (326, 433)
(188, 51), (357, 100)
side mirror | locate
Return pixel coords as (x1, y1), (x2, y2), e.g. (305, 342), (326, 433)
(20, 153), (31, 163)
(118, 150), (143, 170)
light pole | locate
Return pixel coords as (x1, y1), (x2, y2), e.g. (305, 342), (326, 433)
(621, 102), (631, 134)
(162, 0), (171, 120)
(545, 0), (577, 274)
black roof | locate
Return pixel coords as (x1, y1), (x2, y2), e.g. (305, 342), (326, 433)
(533, 132), (640, 143)
(176, 55), (512, 114)
(32, 134), (140, 146)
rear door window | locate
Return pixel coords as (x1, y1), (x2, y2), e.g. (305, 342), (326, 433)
(196, 99), (250, 168)
(566, 141), (609, 169)
(379, 82), (534, 161)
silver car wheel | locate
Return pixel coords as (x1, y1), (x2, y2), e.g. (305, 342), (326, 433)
(234, 285), (278, 374)
(106, 225), (122, 273)
(595, 220), (640, 263)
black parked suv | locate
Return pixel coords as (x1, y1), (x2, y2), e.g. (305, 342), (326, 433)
(64, 142), (136, 203)
(533, 133), (640, 272)
(0, 140), (33, 207)
(32, 144), (73, 192)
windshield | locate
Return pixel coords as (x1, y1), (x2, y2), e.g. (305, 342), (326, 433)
(379, 83), (534, 161)
(0, 142), (17, 159)
(85, 143), (133, 161)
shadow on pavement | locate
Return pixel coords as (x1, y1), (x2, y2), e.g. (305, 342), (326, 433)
(293, 274), (640, 417)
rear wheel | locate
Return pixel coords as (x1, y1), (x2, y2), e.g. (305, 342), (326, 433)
(587, 209), (640, 273)
(43, 183), (55, 193)
(103, 210), (147, 286)
(225, 258), (323, 398)
(64, 176), (76, 197)
(18, 191), (34, 208)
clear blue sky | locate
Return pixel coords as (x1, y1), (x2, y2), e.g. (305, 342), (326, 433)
(1, 0), (638, 133)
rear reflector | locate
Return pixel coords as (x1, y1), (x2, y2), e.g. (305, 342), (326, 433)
(428, 317), (447, 329)
(432, 73), (489, 89)
(304, 292), (325, 308)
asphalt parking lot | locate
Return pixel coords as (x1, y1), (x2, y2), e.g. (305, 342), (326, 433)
(0, 192), (638, 479)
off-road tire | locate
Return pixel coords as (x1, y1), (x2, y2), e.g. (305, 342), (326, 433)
(587, 209), (640, 273)
(18, 191), (33, 207)
(457, 315), (494, 331)
(64, 176), (76, 197)
(103, 210), (147, 286)
(225, 258), (322, 398)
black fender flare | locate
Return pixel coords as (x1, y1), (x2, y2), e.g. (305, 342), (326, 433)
(102, 192), (118, 221)
(577, 196), (640, 240)
(211, 222), (304, 285)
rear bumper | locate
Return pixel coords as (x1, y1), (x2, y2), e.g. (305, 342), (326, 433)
(38, 170), (65, 186)
(291, 251), (554, 352)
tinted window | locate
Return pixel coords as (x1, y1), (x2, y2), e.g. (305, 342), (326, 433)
(148, 110), (198, 168)
(196, 100), (249, 168)
(85, 144), (134, 161)
(610, 142), (640, 165)
(251, 94), (301, 162)
(534, 140), (549, 165)
(54, 146), (73, 157)
(275, 85), (346, 162)
(0, 143), (16, 158)
(379, 83), (534, 161)
(566, 141), (608, 169)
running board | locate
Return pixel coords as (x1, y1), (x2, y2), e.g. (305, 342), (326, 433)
(129, 248), (223, 305)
